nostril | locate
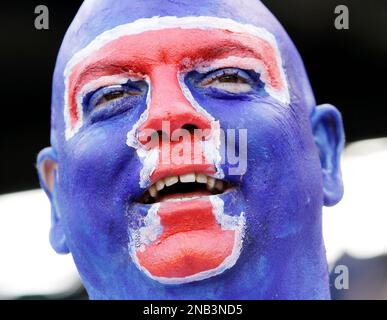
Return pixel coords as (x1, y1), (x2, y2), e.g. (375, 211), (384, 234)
(139, 129), (169, 147)
(181, 124), (198, 135)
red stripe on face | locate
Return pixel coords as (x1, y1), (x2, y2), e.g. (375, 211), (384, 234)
(66, 28), (285, 131)
(135, 199), (235, 278)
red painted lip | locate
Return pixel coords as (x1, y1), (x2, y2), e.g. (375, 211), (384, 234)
(135, 199), (236, 279)
(150, 163), (216, 185)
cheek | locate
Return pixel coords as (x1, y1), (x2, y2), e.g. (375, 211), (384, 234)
(63, 126), (131, 194)
(242, 107), (323, 239)
(56, 121), (141, 254)
(202, 98), (323, 238)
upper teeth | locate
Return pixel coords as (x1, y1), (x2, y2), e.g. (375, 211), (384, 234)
(179, 173), (195, 183)
(147, 173), (224, 198)
(165, 176), (179, 186)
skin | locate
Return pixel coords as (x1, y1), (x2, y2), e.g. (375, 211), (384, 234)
(37, 0), (344, 299)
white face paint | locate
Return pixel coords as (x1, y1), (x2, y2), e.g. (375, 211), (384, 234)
(129, 203), (162, 253)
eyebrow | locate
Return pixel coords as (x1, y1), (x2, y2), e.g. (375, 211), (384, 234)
(191, 40), (261, 60)
(71, 39), (264, 87)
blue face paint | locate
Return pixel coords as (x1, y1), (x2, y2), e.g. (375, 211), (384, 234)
(37, 0), (344, 299)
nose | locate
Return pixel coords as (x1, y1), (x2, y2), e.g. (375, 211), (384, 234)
(137, 65), (211, 144)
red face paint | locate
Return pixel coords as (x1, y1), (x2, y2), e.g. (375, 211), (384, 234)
(66, 28), (285, 131)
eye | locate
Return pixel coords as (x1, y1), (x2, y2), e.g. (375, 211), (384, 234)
(89, 84), (143, 111)
(199, 68), (253, 94)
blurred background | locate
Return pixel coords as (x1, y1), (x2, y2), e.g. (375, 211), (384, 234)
(0, 0), (386, 299)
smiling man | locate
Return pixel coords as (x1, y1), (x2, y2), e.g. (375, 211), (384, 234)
(37, 0), (344, 299)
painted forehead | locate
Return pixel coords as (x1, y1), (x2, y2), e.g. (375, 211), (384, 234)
(64, 16), (289, 139)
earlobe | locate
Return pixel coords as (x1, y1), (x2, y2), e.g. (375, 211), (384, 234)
(311, 104), (345, 207)
(37, 147), (70, 254)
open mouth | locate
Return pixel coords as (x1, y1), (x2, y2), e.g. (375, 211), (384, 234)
(138, 173), (231, 204)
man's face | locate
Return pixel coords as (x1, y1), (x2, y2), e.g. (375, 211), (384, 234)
(41, 15), (340, 299)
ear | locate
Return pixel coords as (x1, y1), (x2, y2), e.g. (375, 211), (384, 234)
(37, 147), (69, 254)
(311, 104), (345, 207)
